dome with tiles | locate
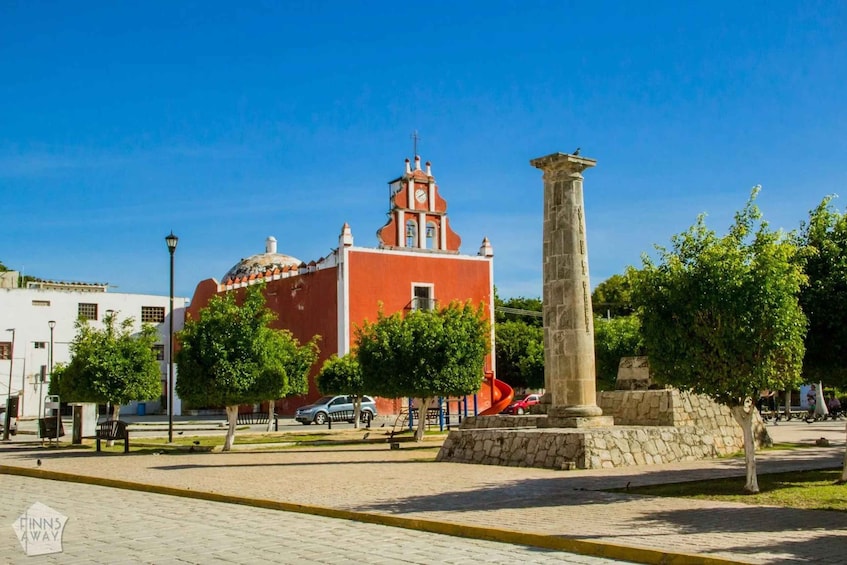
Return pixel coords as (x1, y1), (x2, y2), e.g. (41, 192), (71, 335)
(223, 237), (302, 282)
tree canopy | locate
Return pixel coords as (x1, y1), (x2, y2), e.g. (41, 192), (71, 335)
(176, 285), (319, 449)
(592, 273), (635, 317)
(50, 312), (161, 418)
(593, 314), (644, 390)
(495, 320), (543, 390)
(316, 353), (369, 427)
(796, 196), (847, 387)
(631, 187), (807, 492)
(356, 301), (489, 440)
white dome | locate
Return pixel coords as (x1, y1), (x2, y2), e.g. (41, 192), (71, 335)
(223, 236), (302, 282)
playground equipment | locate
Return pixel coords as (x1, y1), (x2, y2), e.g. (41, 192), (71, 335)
(479, 371), (514, 415)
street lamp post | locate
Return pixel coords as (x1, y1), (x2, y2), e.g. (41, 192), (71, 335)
(42, 321), (56, 421)
(165, 231), (179, 443)
(3, 328), (15, 441)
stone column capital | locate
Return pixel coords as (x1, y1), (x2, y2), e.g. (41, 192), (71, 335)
(530, 153), (596, 181)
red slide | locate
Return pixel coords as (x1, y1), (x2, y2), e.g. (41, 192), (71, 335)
(479, 372), (514, 415)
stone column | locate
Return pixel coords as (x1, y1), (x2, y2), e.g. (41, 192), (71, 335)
(530, 152), (611, 428)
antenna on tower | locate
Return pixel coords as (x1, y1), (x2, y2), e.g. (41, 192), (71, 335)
(410, 130), (421, 157)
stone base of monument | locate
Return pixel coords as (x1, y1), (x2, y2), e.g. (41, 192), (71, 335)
(436, 390), (770, 470)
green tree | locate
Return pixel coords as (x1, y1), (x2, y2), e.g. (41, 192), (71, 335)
(516, 338), (544, 391)
(316, 354), (370, 428)
(49, 311), (161, 420)
(495, 320), (543, 390)
(176, 285), (319, 449)
(796, 196), (847, 481)
(594, 314), (644, 390)
(797, 196), (847, 386)
(356, 302), (489, 441)
(592, 273), (635, 317)
(631, 187), (807, 493)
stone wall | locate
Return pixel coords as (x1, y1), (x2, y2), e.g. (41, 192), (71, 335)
(597, 389), (769, 446)
(436, 390), (771, 470)
(438, 425), (745, 470)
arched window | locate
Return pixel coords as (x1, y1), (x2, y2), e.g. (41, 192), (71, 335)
(425, 221), (438, 250)
(405, 219), (417, 248)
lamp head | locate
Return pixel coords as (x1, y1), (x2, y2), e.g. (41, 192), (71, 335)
(48, 320), (56, 329)
(165, 231), (179, 252)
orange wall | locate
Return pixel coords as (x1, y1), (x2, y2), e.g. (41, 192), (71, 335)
(346, 249), (494, 415)
(185, 249), (495, 417)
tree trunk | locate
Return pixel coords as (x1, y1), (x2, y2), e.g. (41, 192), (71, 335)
(224, 406), (238, 451)
(353, 396), (361, 429)
(415, 397), (433, 442)
(730, 403), (759, 493)
(784, 390), (791, 420)
(266, 401), (275, 433)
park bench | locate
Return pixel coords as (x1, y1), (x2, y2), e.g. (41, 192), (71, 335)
(236, 411), (279, 431)
(96, 419), (130, 453)
(326, 409), (372, 429)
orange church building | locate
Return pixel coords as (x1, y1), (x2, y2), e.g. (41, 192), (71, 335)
(186, 156), (498, 416)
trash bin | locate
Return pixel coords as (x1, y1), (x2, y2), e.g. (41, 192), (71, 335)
(137, 402), (146, 416)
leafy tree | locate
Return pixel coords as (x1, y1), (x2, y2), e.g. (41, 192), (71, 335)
(594, 314), (644, 390)
(592, 273), (635, 317)
(316, 354), (369, 428)
(495, 320), (543, 390)
(797, 196), (847, 386)
(176, 285), (319, 449)
(516, 338), (544, 391)
(796, 196), (847, 481)
(631, 187), (807, 493)
(49, 311), (161, 420)
(356, 302), (489, 441)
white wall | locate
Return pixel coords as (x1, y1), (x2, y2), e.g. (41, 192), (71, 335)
(0, 287), (187, 418)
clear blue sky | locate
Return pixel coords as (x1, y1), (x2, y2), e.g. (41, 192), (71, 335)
(2, 1), (845, 301)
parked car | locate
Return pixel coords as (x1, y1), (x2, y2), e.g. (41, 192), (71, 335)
(501, 393), (541, 415)
(294, 395), (377, 425)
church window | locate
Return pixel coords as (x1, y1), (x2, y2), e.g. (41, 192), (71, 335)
(405, 220), (418, 248)
(412, 284), (434, 311)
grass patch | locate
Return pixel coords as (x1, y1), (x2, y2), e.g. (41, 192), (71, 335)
(613, 468), (847, 512)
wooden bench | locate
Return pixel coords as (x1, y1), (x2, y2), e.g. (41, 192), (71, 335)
(236, 412), (279, 431)
(326, 409), (372, 429)
(96, 420), (129, 453)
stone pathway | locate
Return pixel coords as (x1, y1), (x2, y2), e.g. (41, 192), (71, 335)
(2, 420), (846, 564)
(1, 475), (628, 564)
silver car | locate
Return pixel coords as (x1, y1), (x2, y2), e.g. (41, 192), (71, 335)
(294, 395), (377, 425)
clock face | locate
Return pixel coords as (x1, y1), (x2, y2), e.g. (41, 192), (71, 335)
(415, 188), (427, 203)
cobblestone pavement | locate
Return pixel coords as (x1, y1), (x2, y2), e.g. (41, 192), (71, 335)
(1, 475), (630, 565)
(2, 420), (846, 564)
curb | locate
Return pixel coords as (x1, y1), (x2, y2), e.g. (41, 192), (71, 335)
(0, 465), (744, 565)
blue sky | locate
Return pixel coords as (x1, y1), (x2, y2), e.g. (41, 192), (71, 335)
(2, 1), (845, 301)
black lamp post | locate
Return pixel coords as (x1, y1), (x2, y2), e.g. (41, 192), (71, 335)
(165, 231), (178, 443)
(3, 328), (15, 441)
(42, 320), (56, 421)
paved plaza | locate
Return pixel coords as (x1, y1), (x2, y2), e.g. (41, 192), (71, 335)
(1, 474), (626, 565)
(1, 418), (846, 564)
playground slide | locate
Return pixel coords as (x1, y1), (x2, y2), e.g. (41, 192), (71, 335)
(479, 373), (514, 415)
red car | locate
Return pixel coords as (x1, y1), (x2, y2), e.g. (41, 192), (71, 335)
(502, 393), (541, 415)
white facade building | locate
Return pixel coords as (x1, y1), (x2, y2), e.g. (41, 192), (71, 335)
(0, 279), (187, 419)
